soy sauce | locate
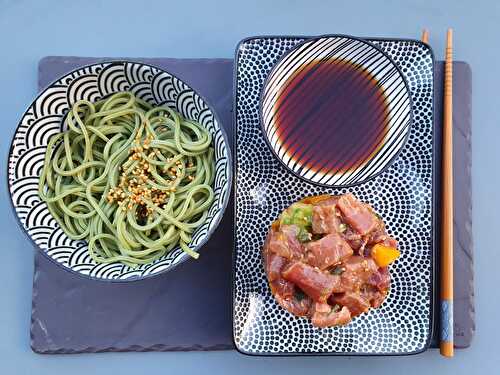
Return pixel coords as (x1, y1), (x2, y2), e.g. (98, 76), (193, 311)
(274, 58), (390, 175)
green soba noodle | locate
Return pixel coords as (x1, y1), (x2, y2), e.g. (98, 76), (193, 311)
(38, 92), (215, 267)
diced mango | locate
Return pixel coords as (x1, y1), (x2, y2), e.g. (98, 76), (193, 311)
(371, 243), (400, 267)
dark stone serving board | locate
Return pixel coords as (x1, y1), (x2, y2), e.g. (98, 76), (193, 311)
(431, 61), (474, 348)
(29, 55), (473, 354)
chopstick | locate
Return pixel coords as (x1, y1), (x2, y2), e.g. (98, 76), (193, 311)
(421, 29), (429, 44)
(420, 28), (454, 357)
(440, 28), (454, 358)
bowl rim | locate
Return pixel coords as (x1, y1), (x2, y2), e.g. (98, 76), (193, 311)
(6, 59), (233, 283)
(258, 33), (414, 189)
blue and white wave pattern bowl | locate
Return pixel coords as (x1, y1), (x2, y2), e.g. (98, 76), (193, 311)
(7, 61), (232, 281)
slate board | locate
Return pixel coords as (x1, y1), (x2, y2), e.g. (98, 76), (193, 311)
(29, 55), (473, 353)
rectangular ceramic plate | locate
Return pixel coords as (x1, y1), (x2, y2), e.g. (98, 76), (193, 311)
(232, 35), (435, 356)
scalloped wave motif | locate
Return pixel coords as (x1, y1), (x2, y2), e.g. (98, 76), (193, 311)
(25, 115), (62, 149)
(8, 61), (231, 280)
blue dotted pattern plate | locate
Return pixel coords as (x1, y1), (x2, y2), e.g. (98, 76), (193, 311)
(233, 36), (435, 356)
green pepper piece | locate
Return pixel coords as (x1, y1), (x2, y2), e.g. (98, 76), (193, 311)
(280, 203), (313, 242)
(280, 203), (313, 228)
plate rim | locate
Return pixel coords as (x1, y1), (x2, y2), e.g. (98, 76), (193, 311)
(231, 34), (436, 356)
(6, 58), (233, 283)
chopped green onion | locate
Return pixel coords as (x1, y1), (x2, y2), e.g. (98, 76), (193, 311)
(330, 265), (345, 275)
(331, 304), (341, 313)
(294, 288), (307, 301)
(297, 228), (312, 242)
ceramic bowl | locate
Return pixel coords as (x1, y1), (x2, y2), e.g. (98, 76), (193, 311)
(7, 61), (232, 281)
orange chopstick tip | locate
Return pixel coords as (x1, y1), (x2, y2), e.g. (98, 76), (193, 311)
(421, 29), (429, 43)
(440, 341), (454, 357)
(447, 29), (453, 46)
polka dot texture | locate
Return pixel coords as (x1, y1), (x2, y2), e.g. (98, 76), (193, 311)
(234, 37), (434, 355)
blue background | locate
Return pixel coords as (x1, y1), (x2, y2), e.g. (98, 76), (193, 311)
(1, 0), (498, 373)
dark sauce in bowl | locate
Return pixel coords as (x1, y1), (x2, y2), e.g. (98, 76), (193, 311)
(272, 58), (390, 176)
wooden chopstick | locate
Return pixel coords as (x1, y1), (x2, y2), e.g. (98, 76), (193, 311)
(421, 29), (429, 44)
(440, 28), (454, 358)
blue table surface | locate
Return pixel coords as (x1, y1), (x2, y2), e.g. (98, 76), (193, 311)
(1, 0), (499, 373)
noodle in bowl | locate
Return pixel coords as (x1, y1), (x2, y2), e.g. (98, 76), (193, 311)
(7, 61), (232, 281)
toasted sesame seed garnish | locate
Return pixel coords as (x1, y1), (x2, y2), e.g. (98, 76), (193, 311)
(106, 132), (189, 218)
